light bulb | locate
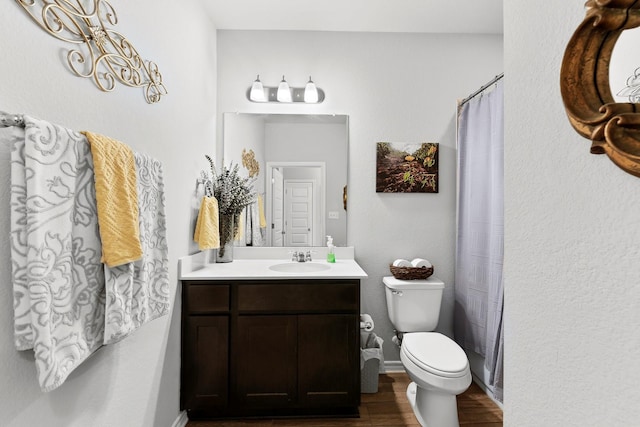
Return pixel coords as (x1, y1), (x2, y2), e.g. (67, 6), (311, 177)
(249, 75), (265, 102)
(304, 76), (319, 103)
(277, 75), (292, 102)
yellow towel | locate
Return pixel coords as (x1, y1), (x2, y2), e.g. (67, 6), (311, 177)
(194, 196), (220, 250)
(257, 194), (266, 228)
(82, 131), (143, 267)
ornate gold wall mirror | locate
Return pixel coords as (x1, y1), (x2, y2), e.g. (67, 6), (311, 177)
(561, 0), (640, 177)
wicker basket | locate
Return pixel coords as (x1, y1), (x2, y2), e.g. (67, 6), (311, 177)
(389, 264), (434, 280)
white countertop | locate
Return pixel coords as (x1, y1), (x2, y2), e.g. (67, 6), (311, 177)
(179, 247), (368, 280)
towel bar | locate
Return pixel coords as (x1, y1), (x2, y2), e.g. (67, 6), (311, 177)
(0, 111), (25, 128)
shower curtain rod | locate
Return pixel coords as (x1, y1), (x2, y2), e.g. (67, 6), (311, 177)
(458, 73), (504, 108)
(0, 111), (25, 128)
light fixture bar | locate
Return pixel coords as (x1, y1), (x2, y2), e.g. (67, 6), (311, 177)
(246, 76), (325, 103)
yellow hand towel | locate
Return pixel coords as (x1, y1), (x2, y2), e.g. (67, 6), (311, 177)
(82, 131), (143, 267)
(194, 196), (220, 250)
(258, 194), (267, 228)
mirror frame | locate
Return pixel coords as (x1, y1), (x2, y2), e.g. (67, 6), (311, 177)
(561, 0), (640, 177)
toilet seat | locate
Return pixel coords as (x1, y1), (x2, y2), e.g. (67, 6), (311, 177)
(401, 332), (469, 378)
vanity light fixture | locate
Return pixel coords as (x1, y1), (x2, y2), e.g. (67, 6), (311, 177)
(277, 76), (292, 103)
(249, 75), (266, 102)
(246, 75), (325, 103)
(304, 76), (319, 103)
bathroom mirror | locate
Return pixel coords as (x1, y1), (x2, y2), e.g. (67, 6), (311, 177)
(223, 113), (348, 247)
(560, 0), (640, 178)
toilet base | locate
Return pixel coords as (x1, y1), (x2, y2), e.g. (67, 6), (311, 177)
(406, 381), (461, 427)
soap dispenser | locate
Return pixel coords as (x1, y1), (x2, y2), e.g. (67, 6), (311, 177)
(326, 235), (335, 263)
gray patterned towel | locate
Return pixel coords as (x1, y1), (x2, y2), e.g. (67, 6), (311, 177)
(10, 116), (105, 392)
(9, 124), (31, 350)
(102, 153), (169, 344)
(8, 116), (170, 390)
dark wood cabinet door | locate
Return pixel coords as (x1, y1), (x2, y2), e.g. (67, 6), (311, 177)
(182, 315), (229, 410)
(233, 315), (298, 408)
(298, 314), (360, 407)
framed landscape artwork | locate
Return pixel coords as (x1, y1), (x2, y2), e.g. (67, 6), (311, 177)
(376, 142), (439, 193)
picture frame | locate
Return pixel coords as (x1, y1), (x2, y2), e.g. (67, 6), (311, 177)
(376, 142), (439, 193)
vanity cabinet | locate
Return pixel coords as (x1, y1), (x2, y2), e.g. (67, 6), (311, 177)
(181, 279), (361, 420)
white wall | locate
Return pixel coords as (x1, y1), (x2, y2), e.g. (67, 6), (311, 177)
(505, 1), (640, 425)
(0, 1), (217, 426)
(217, 30), (503, 363)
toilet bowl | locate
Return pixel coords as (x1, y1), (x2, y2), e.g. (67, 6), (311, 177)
(383, 276), (472, 427)
(400, 332), (472, 427)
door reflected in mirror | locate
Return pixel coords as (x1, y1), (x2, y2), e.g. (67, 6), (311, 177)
(223, 113), (348, 247)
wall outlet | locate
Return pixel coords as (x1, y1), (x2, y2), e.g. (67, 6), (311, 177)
(328, 211), (339, 219)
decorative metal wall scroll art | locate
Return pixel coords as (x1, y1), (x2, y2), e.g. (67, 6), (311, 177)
(16, 0), (167, 104)
(560, 0), (640, 178)
(241, 148), (260, 178)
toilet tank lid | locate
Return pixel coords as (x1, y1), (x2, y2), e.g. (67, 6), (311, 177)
(383, 276), (444, 290)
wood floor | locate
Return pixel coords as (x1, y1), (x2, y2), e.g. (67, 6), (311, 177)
(186, 372), (503, 427)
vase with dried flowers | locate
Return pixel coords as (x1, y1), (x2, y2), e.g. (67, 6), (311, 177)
(201, 155), (255, 262)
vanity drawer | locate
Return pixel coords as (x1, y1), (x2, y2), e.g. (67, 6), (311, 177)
(237, 280), (359, 313)
(184, 283), (230, 313)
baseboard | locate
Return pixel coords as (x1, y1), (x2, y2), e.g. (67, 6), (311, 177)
(171, 411), (188, 427)
(382, 360), (405, 373)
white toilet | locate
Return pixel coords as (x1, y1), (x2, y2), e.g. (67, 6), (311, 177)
(383, 276), (471, 427)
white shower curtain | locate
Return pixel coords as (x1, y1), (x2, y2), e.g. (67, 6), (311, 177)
(455, 79), (504, 402)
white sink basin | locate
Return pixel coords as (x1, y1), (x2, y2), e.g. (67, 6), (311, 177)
(268, 262), (332, 273)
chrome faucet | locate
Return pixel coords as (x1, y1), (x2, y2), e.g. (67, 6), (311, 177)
(291, 250), (312, 262)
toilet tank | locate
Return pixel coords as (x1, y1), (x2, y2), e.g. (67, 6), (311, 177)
(383, 276), (444, 332)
